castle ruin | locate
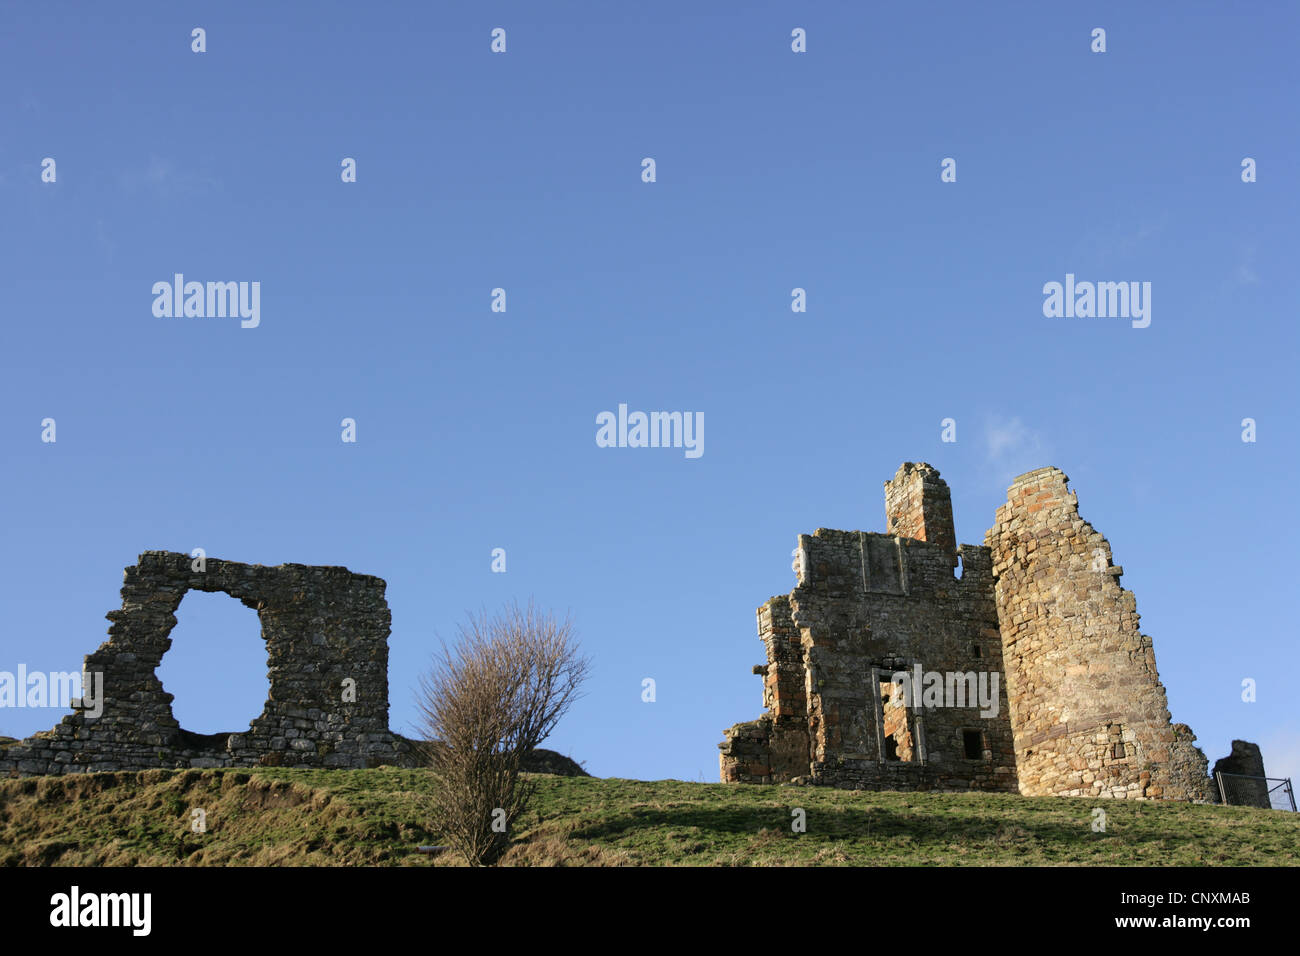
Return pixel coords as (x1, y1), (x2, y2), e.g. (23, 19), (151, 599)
(720, 463), (1247, 802)
(1, 551), (411, 775)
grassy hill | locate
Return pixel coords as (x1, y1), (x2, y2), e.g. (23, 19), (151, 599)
(0, 767), (1295, 866)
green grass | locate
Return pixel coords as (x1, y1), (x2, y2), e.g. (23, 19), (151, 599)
(0, 768), (1294, 866)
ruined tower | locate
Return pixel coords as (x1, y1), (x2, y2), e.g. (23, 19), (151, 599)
(984, 469), (1212, 801)
(720, 464), (1019, 792)
(721, 462), (1226, 802)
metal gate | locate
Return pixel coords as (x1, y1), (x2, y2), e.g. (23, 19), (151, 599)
(1215, 772), (1297, 811)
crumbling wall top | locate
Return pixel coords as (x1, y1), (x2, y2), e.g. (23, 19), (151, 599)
(884, 461), (956, 555)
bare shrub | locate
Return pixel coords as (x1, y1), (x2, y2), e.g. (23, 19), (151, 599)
(415, 601), (589, 866)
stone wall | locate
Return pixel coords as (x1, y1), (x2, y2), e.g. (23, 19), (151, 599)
(1212, 740), (1271, 808)
(984, 468), (1211, 801)
(721, 461), (1239, 803)
(1, 551), (411, 776)
(722, 465), (1019, 792)
(885, 462), (957, 555)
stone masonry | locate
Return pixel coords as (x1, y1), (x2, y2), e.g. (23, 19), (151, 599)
(721, 464), (1018, 794)
(1, 551), (411, 776)
(985, 467), (1212, 801)
(721, 463), (1254, 802)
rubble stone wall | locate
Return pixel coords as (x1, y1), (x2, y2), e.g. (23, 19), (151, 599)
(885, 461), (957, 554)
(1, 551), (410, 776)
(722, 461), (1235, 803)
(984, 468), (1211, 801)
(722, 466), (1018, 792)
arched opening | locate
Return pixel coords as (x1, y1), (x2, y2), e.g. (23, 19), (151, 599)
(156, 589), (270, 738)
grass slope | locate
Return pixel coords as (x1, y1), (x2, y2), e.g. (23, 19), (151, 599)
(0, 768), (1294, 866)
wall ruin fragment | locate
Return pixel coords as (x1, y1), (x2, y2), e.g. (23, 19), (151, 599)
(985, 467), (1212, 801)
(1, 551), (411, 776)
(721, 464), (1019, 793)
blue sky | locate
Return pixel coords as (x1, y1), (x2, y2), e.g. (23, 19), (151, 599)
(2, 2), (1297, 788)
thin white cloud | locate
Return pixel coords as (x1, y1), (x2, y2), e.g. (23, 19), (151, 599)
(980, 415), (1053, 492)
(118, 154), (218, 197)
(984, 416), (1046, 463)
(1073, 215), (1168, 268)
